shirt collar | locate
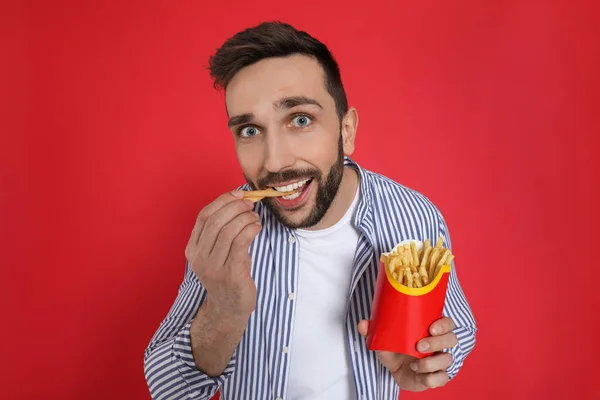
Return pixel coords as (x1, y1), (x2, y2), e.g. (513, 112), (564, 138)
(343, 156), (374, 240)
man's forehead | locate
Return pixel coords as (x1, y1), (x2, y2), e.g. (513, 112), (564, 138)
(225, 55), (331, 114)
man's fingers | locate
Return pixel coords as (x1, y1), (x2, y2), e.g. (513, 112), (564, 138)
(199, 190), (246, 221)
(409, 352), (453, 373)
(357, 320), (369, 337)
(197, 199), (255, 256)
(190, 226), (202, 247)
(429, 317), (456, 336)
(186, 191), (247, 262)
(415, 371), (449, 389)
(210, 211), (260, 266)
(185, 230), (200, 262)
(194, 190), (247, 241)
(186, 224), (203, 261)
(375, 350), (404, 373)
(224, 221), (262, 270)
(417, 331), (458, 353)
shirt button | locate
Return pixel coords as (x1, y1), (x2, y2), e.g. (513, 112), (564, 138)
(288, 292), (295, 300)
(288, 236), (296, 243)
(282, 346), (289, 354)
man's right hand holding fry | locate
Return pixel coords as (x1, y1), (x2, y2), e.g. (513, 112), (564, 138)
(183, 189), (262, 377)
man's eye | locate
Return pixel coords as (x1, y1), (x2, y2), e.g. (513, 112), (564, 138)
(291, 115), (312, 128)
(239, 126), (260, 138)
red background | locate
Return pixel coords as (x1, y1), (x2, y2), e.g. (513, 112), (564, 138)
(2, 1), (599, 399)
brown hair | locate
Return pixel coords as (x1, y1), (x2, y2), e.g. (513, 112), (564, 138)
(208, 21), (348, 122)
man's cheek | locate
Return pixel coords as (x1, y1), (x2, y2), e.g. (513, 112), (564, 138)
(238, 157), (258, 181)
(241, 145), (264, 167)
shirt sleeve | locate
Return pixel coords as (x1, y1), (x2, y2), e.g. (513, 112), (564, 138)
(437, 213), (478, 380)
(144, 262), (236, 399)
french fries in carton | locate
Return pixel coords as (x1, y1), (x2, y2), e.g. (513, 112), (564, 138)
(366, 236), (453, 358)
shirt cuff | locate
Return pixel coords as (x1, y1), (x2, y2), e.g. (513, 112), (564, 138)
(444, 326), (471, 380)
(173, 322), (237, 396)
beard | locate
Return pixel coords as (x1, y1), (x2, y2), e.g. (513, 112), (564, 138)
(244, 134), (345, 229)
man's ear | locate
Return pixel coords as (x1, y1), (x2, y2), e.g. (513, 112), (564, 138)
(341, 107), (358, 156)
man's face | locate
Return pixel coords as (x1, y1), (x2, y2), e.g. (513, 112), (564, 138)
(225, 54), (351, 229)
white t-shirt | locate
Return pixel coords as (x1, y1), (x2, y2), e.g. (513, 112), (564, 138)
(287, 187), (361, 399)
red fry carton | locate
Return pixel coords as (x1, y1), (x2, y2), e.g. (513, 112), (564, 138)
(366, 240), (451, 359)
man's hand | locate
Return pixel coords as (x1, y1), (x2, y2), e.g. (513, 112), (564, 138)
(184, 189), (262, 376)
(185, 190), (262, 322)
(358, 317), (458, 391)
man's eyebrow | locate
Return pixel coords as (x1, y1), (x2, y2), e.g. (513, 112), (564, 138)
(227, 97), (322, 128)
(276, 96), (323, 110)
(228, 113), (254, 128)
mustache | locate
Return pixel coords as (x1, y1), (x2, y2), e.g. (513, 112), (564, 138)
(257, 169), (319, 189)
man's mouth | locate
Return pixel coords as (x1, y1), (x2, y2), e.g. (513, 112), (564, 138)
(269, 178), (312, 200)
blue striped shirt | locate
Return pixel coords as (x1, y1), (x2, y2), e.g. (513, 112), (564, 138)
(144, 157), (477, 400)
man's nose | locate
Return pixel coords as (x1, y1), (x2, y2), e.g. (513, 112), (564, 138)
(263, 130), (295, 173)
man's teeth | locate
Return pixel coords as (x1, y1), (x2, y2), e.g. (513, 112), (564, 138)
(282, 192), (301, 200)
(273, 178), (310, 193)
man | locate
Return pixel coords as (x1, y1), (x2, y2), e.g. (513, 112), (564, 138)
(144, 21), (476, 400)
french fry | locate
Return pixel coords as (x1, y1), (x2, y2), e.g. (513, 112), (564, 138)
(418, 265), (429, 286)
(438, 254), (454, 277)
(435, 235), (444, 249)
(428, 248), (440, 282)
(404, 244), (418, 273)
(405, 268), (413, 288)
(403, 244), (412, 265)
(433, 252), (449, 280)
(396, 256), (405, 273)
(410, 242), (419, 268)
(420, 246), (432, 272)
(436, 252), (449, 269)
(413, 272), (423, 288)
(400, 253), (409, 271)
(440, 248), (450, 260)
(388, 256), (398, 274)
(242, 188), (297, 202)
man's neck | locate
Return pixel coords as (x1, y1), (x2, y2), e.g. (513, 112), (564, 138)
(303, 166), (359, 231)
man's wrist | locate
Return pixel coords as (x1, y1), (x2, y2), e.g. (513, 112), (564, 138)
(199, 301), (250, 335)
